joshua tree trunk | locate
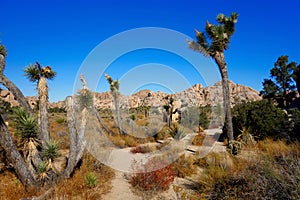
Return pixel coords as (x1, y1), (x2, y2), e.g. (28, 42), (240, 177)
(37, 77), (50, 142)
(113, 91), (124, 135)
(0, 115), (37, 187)
(0, 55), (33, 114)
(213, 51), (234, 141)
(63, 96), (87, 178)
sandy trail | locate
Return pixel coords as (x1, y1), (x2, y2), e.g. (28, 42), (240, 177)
(101, 129), (224, 200)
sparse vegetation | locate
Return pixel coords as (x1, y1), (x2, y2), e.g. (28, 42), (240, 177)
(130, 157), (176, 197)
(1, 10), (300, 200)
(84, 172), (98, 188)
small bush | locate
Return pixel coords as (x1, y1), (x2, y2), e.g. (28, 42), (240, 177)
(226, 140), (242, 155)
(172, 154), (197, 178)
(192, 133), (205, 146)
(55, 117), (66, 124)
(168, 123), (186, 140)
(130, 157), (176, 192)
(84, 172), (98, 188)
(41, 139), (60, 162)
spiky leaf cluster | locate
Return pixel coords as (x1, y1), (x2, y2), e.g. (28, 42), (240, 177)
(77, 88), (94, 109)
(189, 12), (238, 56)
(24, 62), (56, 82)
(105, 73), (119, 95)
(0, 44), (7, 57)
(41, 139), (60, 162)
(12, 107), (38, 140)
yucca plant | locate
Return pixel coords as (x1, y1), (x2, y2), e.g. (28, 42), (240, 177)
(37, 161), (50, 181)
(12, 107), (41, 175)
(0, 44), (7, 57)
(84, 172), (98, 188)
(168, 124), (186, 140)
(24, 62), (56, 143)
(41, 139), (60, 162)
(12, 107), (40, 154)
(13, 107), (38, 140)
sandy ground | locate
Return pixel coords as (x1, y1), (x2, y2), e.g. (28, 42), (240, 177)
(101, 128), (225, 200)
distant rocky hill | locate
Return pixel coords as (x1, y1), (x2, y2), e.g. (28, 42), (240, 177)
(0, 80), (261, 110)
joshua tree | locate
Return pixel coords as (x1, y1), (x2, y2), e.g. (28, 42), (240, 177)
(24, 62), (56, 143)
(0, 43), (33, 113)
(105, 73), (125, 134)
(12, 107), (41, 175)
(188, 13), (239, 141)
(0, 114), (37, 187)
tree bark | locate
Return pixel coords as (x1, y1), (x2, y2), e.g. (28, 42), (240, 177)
(63, 97), (77, 178)
(0, 114), (37, 187)
(113, 91), (125, 135)
(213, 51), (234, 141)
(38, 77), (50, 142)
(0, 75), (33, 114)
(63, 96), (87, 178)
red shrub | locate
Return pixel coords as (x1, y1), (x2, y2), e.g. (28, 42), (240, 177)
(130, 157), (176, 191)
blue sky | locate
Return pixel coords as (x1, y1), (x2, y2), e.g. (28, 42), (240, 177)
(1, 0), (300, 102)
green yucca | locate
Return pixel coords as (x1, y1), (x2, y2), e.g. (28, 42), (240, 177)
(37, 161), (49, 181)
(84, 172), (98, 188)
(0, 44), (7, 57)
(12, 107), (38, 140)
(41, 139), (60, 162)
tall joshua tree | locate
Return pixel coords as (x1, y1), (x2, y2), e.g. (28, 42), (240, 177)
(24, 62), (56, 142)
(105, 73), (125, 135)
(188, 13), (239, 141)
(0, 43), (33, 114)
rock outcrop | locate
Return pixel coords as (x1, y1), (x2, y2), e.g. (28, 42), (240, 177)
(0, 81), (262, 110)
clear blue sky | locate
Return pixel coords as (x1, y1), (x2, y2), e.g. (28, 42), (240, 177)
(1, 0), (300, 102)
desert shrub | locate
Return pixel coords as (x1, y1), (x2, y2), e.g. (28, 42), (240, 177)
(168, 123), (186, 140)
(288, 108), (300, 140)
(48, 107), (66, 113)
(195, 140), (300, 199)
(232, 100), (288, 140)
(84, 172), (98, 188)
(172, 154), (197, 178)
(130, 157), (176, 192)
(0, 98), (12, 115)
(226, 140), (242, 155)
(192, 133), (205, 146)
(41, 139), (60, 161)
(155, 125), (172, 140)
(55, 117), (66, 124)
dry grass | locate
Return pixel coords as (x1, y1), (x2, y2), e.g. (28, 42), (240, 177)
(192, 133), (205, 146)
(191, 139), (300, 199)
(0, 113), (114, 200)
(50, 154), (114, 199)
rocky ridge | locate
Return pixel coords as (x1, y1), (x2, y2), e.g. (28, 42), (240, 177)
(0, 81), (261, 110)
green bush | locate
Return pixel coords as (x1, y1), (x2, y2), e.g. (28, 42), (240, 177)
(84, 172), (98, 188)
(55, 117), (66, 124)
(232, 100), (288, 140)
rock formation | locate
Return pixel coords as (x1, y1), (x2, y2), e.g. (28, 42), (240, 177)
(0, 81), (262, 110)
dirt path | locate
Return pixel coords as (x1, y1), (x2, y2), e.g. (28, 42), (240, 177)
(102, 171), (141, 200)
(101, 129), (224, 200)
